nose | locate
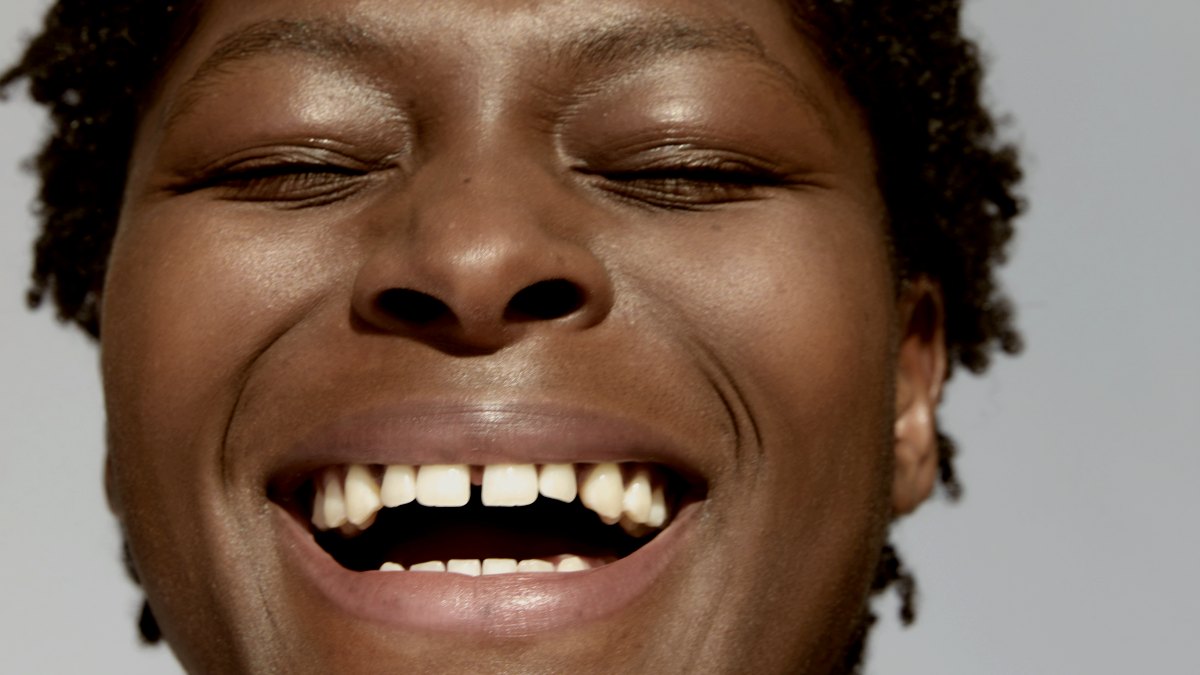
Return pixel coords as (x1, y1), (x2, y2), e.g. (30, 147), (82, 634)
(351, 167), (614, 354)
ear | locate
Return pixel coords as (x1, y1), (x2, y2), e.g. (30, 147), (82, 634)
(892, 278), (947, 517)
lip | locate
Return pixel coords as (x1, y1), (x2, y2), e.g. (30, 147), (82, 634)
(265, 401), (707, 489)
(266, 401), (707, 635)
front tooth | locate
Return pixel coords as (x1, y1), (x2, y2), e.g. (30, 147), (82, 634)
(517, 559), (555, 573)
(321, 469), (348, 529)
(344, 465), (382, 527)
(447, 559), (483, 576)
(379, 562), (405, 572)
(647, 483), (668, 527)
(381, 464), (417, 507)
(556, 555), (590, 572)
(416, 465), (470, 507)
(481, 464), (539, 506)
(579, 463), (624, 523)
(538, 464), (577, 503)
(482, 558), (518, 575)
(410, 561), (447, 572)
(622, 467), (653, 524)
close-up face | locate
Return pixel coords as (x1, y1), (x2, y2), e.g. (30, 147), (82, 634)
(100, 0), (943, 672)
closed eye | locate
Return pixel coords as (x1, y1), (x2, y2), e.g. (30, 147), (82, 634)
(194, 163), (369, 207)
(167, 146), (388, 208)
(577, 158), (793, 210)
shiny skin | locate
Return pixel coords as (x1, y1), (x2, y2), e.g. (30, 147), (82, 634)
(101, 0), (945, 672)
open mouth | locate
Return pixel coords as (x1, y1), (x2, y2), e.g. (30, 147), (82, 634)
(272, 462), (696, 576)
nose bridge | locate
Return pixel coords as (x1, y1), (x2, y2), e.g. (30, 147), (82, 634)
(351, 146), (614, 352)
(396, 33), (556, 300)
(407, 157), (556, 319)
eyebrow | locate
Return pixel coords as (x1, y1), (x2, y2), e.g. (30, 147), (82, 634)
(555, 15), (833, 130)
(166, 15), (829, 131)
(560, 15), (774, 72)
(162, 19), (383, 129)
(188, 19), (387, 87)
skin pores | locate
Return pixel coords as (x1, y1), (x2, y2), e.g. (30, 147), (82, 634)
(101, 0), (943, 672)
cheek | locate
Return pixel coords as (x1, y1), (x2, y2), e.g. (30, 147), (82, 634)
(618, 203), (896, 439)
(615, 199), (898, 535)
(99, 202), (358, 659)
(604, 202), (898, 660)
(743, 230), (894, 435)
(100, 204), (347, 503)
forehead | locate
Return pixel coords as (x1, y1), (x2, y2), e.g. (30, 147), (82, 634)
(186, 0), (803, 56)
(155, 0), (853, 139)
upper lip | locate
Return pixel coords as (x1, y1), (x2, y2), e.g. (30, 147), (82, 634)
(264, 400), (707, 495)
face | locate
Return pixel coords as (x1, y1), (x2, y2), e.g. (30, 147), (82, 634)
(102, 0), (944, 672)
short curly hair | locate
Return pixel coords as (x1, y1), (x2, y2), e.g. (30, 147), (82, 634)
(3, 0), (1023, 670)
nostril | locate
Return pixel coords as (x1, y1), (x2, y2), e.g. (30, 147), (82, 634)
(377, 288), (452, 325)
(506, 279), (586, 321)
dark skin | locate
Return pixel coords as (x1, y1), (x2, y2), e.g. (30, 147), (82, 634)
(101, 0), (946, 672)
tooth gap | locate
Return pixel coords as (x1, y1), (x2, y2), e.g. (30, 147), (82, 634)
(282, 461), (699, 572)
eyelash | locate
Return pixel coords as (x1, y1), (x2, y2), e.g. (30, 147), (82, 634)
(582, 159), (789, 210)
(181, 153), (787, 211)
(183, 160), (373, 207)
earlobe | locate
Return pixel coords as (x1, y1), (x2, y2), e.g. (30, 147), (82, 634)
(891, 279), (947, 517)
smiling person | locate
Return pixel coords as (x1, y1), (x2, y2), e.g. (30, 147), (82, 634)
(3, 0), (1022, 673)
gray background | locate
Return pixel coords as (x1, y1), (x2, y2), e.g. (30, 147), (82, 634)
(2, 1), (1197, 673)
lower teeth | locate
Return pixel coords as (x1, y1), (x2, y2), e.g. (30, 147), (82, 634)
(378, 555), (594, 575)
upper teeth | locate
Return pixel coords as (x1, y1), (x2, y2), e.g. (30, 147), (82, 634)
(310, 462), (673, 535)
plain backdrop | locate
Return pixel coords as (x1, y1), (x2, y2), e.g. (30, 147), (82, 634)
(2, 1), (1197, 673)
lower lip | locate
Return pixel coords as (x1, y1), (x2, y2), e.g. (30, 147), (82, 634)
(276, 503), (695, 636)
